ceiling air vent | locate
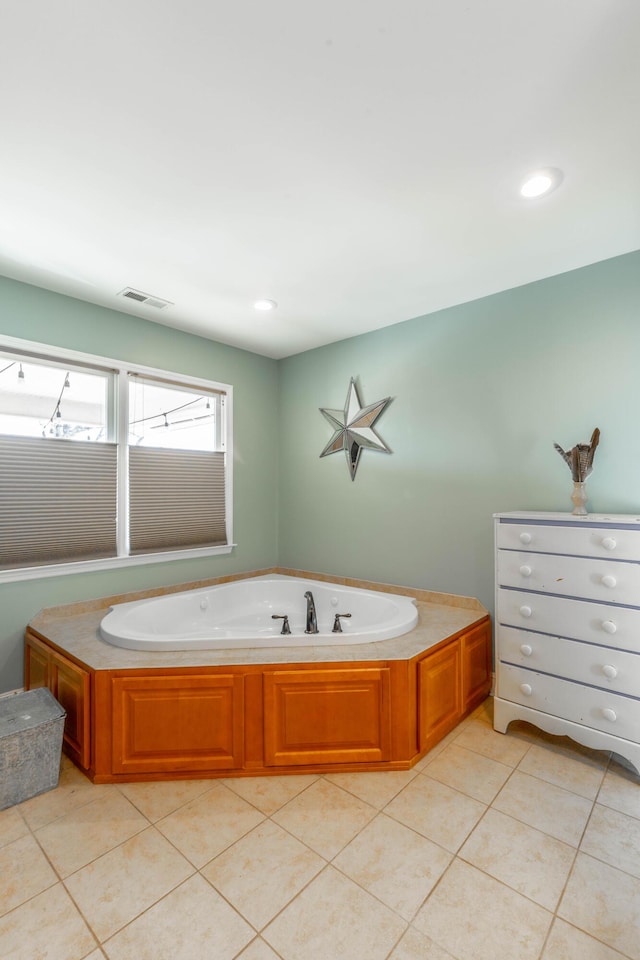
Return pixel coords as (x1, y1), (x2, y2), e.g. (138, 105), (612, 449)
(118, 288), (173, 310)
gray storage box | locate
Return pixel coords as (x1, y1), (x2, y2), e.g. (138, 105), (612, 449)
(0, 688), (66, 810)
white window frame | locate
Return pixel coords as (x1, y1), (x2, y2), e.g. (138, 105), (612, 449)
(0, 335), (234, 584)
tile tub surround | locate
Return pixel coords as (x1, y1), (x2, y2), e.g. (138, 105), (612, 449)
(1, 699), (639, 960)
(27, 567), (487, 670)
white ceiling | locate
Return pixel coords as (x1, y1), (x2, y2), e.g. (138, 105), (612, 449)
(1, 1), (639, 360)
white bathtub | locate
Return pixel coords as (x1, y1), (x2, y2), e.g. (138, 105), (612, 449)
(99, 574), (419, 651)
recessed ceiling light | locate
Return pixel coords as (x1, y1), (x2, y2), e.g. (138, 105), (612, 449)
(254, 299), (277, 312)
(520, 167), (563, 199)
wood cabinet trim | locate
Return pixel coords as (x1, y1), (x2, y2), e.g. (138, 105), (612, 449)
(25, 618), (491, 782)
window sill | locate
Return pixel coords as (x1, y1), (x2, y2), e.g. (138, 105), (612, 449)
(0, 544), (236, 584)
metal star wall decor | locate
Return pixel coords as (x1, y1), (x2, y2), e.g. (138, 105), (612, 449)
(319, 378), (392, 481)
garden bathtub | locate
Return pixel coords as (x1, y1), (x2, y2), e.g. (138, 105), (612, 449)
(99, 574), (419, 651)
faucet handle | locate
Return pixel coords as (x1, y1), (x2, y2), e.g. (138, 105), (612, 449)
(332, 613), (352, 633)
(271, 614), (291, 635)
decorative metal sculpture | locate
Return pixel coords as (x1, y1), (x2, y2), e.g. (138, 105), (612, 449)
(319, 378), (391, 481)
(554, 427), (600, 515)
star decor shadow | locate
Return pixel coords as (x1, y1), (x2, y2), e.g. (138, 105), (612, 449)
(319, 378), (392, 481)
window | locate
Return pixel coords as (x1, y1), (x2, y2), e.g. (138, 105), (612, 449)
(0, 339), (232, 580)
(127, 375), (227, 555)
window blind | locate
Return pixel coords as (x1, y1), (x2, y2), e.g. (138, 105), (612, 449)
(0, 436), (117, 569)
(129, 447), (226, 553)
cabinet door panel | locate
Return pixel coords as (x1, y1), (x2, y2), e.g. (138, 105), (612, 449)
(419, 642), (461, 751)
(462, 621), (492, 708)
(264, 667), (391, 766)
(25, 639), (50, 691)
(25, 633), (91, 771)
(112, 674), (244, 774)
(51, 657), (91, 770)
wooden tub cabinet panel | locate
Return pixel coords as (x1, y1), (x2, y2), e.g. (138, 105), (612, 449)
(418, 641), (462, 751)
(24, 634), (50, 691)
(25, 630), (91, 770)
(111, 674), (245, 774)
(263, 667), (391, 766)
(462, 620), (493, 709)
(418, 618), (492, 753)
(25, 615), (491, 782)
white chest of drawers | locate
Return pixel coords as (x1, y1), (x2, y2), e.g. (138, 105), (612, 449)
(494, 512), (640, 774)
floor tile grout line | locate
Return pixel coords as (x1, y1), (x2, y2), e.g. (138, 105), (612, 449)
(328, 838), (451, 926)
(414, 746), (520, 807)
(114, 778), (219, 822)
(0, 875), (61, 925)
(488, 772), (598, 849)
(228, 860), (344, 940)
(36, 816), (152, 882)
(96, 871), (258, 954)
(219, 772), (322, 817)
(232, 933), (287, 960)
(0, 877), (102, 957)
(474, 806), (582, 914)
(426, 735), (518, 773)
(246, 809), (332, 865)
(16, 782), (114, 834)
(574, 843), (640, 885)
(60, 873), (117, 954)
(195, 865), (264, 936)
(54, 820), (204, 946)
(320, 767), (422, 809)
(202, 796), (438, 935)
(553, 916), (635, 960)
(380, 923), (415, 960)
(512, 744), (610, 803)
(197, 813), (331, 933)
(544, 845), (591, 956)
(268, 777), (380, 857)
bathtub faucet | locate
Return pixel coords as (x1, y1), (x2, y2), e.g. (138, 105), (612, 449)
(304, 591), (318, 634)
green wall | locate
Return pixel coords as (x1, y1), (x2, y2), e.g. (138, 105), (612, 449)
(2, 250), (639, 693)
(278, 251), (640, 617)
(0, 276), (279, 692)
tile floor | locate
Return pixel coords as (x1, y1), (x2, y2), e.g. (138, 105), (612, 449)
(1, 698), (639, 960)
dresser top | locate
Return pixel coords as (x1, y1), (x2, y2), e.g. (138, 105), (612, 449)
(494, 511), (640, 526)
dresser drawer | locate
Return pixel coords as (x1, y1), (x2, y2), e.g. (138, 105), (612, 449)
(498, 663), (640, 741)
(498, 627), (640, 698)
(496, 589), (640, 652)
(497, 550), (640, 607)
(496, 520), (640, 561)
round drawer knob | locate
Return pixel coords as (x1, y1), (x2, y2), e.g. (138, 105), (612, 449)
(602, 620), (617, 634)
(519, 565), (532, 577)
(602, 537), (617, 551)
(519, 683), (533, 696)
(601, 575), (617, 589)
(602, 708), (617, 723)
(519, 605), (532, 618)
(602, 664), (618, 679)
(520, 644), (533, 657)
(519, 532), (532, 545)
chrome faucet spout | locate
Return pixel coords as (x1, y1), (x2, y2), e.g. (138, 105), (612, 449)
(304, 590), (318, 634)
